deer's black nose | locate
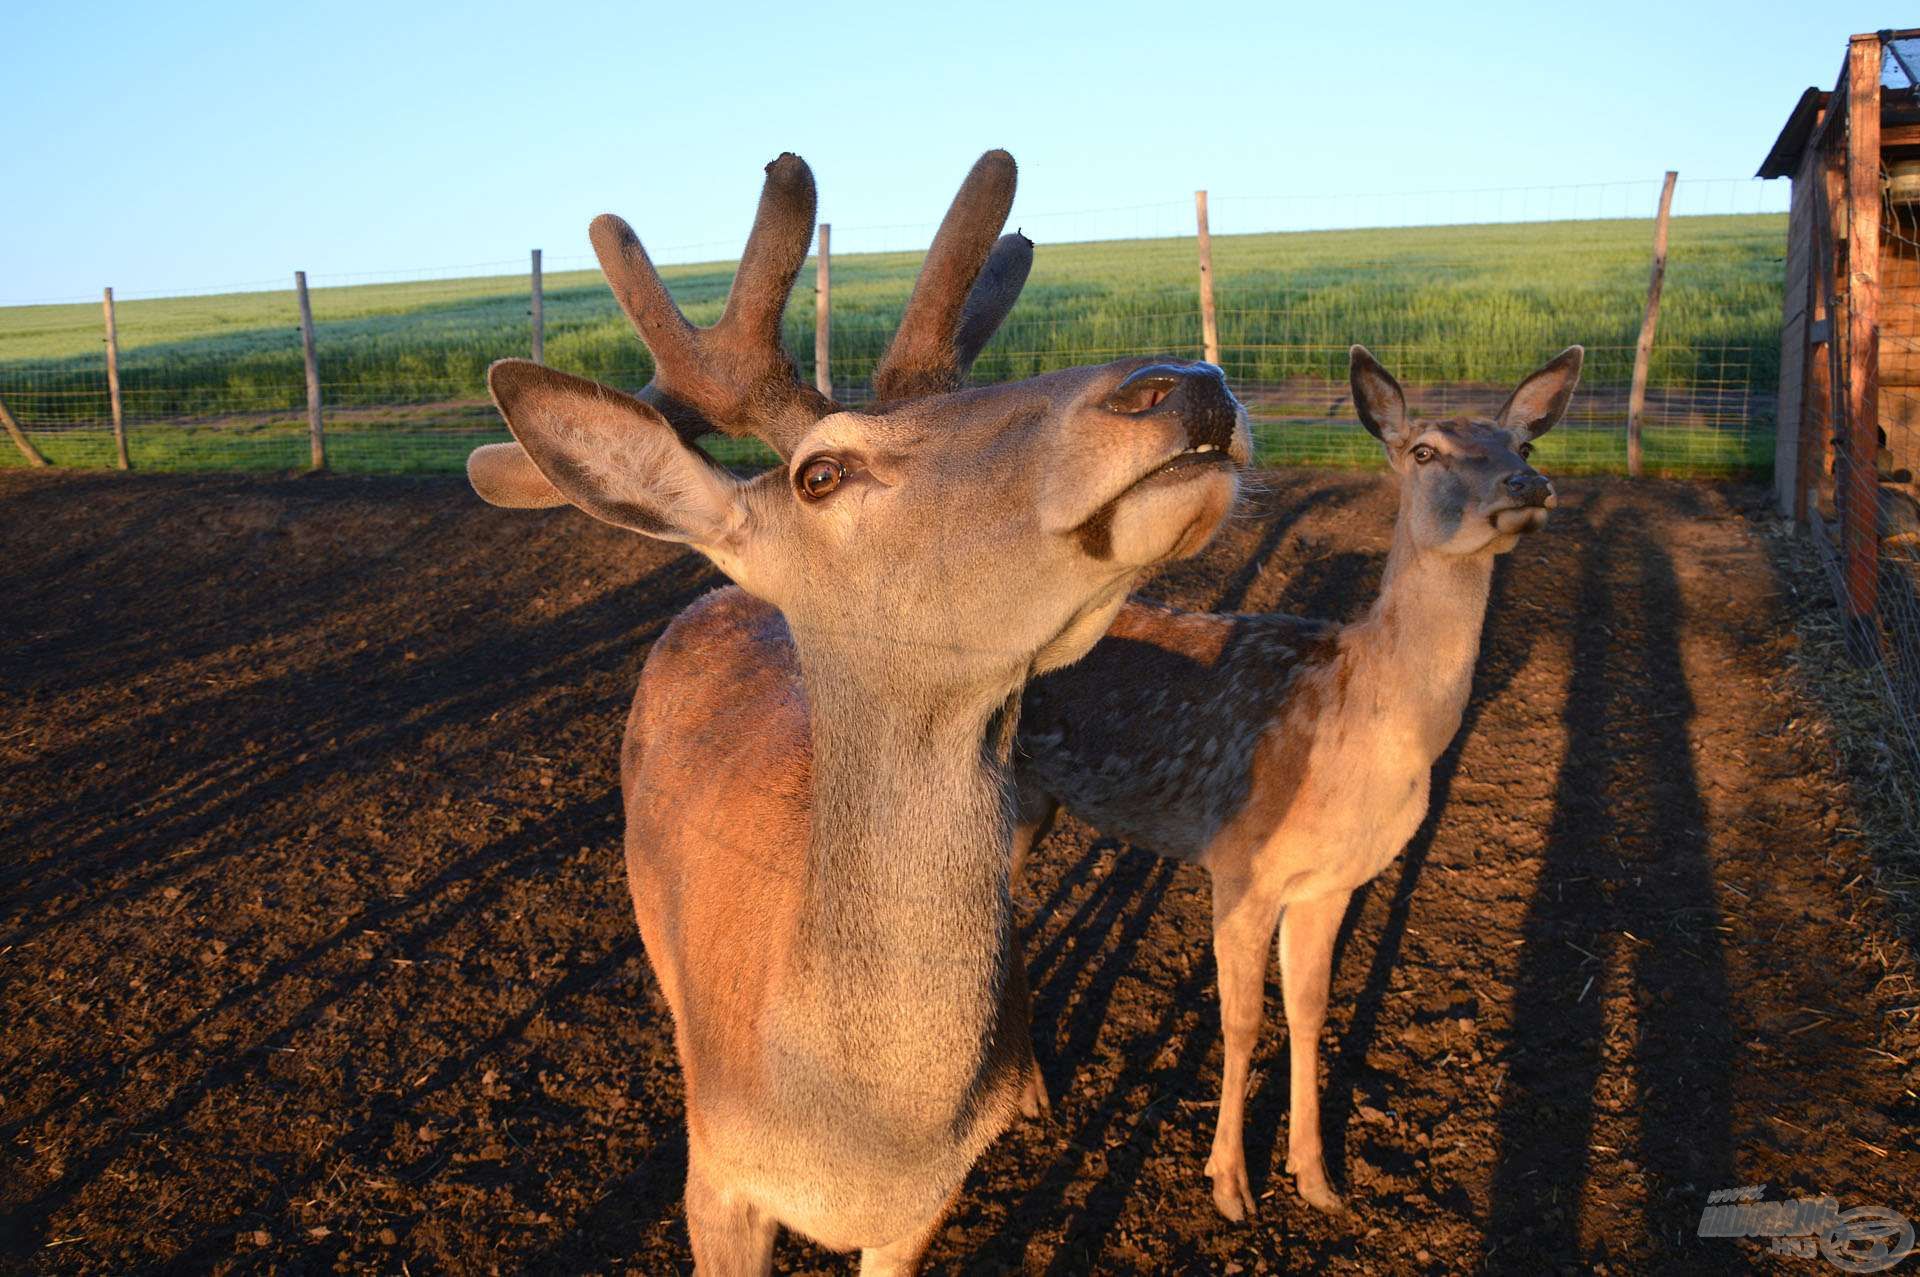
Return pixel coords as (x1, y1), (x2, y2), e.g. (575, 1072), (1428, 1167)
(1505, 470), (1553, 508)
(1103, 363), (1240, 451)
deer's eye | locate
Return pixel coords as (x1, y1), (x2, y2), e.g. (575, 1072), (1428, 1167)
(1518, 442), (1535, 459)
(798, 457), (845, 500)
(1411, 444), (1437, 465)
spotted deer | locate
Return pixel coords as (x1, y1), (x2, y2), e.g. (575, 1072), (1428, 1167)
(1015, 344), (1584, 1221)
(466, 152), (1250, 1273)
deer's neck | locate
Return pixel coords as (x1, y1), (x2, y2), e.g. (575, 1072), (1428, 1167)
(1340, 519), (1494, 758)
(786, 641), (1019, 1091)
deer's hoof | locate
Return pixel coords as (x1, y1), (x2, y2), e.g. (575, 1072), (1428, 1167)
(1205, 1155), (1257, 1222)
(1290, 1161), (1346, 1215)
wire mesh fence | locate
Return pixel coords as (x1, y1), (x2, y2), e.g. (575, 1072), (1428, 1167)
(1, 176), (1785, 479)
(1879, 179), (1920, 769)
(1785, 31), (1920, 777)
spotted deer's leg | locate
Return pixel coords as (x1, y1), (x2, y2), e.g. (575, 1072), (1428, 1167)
(1279, 887), (1351, 1213)
(1205, 872), (1285, 1221)
(1009, 788), (1058, 1120)
(1009, 788), (1058, 902)
(1006, 950), (1051, 1121)
(684, 1142), (777, 1276)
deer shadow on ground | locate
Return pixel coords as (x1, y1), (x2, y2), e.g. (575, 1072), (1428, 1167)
(1484, 497), (1734, 1271)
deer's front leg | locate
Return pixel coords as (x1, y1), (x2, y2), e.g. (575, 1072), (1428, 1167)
(684, 1142), (778, 1276)
(1204, 874), (1284, 1221)
(1279, 887), (1351, 1214)
(857, 1186), (959, 1277)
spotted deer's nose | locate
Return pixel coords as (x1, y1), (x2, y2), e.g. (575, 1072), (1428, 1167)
(1103, 363), (1240, 451)
(1505, 470), (1553, 508)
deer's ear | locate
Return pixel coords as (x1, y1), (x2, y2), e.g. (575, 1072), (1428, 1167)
(1497, 346), (1584, 438)
(1349, 345), (1410, 445)
(467, 442), (566, 508)
(485, 359), (748, 548)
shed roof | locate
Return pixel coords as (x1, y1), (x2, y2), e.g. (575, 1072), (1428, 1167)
(1758, 31), (1920, 180)
(1757, 88), (1827, 179)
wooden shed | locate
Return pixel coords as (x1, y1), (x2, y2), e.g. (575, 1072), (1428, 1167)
(1760, 29), (1920, 659)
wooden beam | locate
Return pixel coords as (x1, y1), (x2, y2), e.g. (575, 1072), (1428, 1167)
(103, 287), (130, 470)
(1195, 191), (1220, 367)
(1823, 151), (1848, 492)
(1806, 48), (1856, 157)
(530, 249), (544, 364)
(296, 271), (326, 471)
(1626, 172), (1678, 477)
(0, 391), (50, 467)
(1842, 34), (1882, 658)
(1778, 165), (1811, 517)
(1800, 152), (1840, 525)
(814, 223), (831, 397)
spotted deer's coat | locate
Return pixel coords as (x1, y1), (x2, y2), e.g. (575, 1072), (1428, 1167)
(1016, 345), (1584, 1221)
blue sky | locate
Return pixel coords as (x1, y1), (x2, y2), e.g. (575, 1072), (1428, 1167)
(0, 0), (1893, 301)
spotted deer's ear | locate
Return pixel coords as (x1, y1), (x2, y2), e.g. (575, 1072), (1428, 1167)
(1349, 345), (1411, 446)
(1497, 346), (1584, 438)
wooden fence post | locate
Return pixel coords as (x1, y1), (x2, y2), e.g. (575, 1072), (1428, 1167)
(295, 271), (326, 470)
(103, 287), (130, 470)
(530, 249), (544, 364)
(0, 392), (50, 467)
(1798, 168), (1835, 526)
(1842, 34), (1882, 659)
(1626, 170), (1678, 477)
(1195, 191), (1220, 367)
(814, 223), (831, 397)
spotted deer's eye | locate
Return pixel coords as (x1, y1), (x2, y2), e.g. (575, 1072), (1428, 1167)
(1411, 444), (1437, 465)
(797, 457), (844, 500)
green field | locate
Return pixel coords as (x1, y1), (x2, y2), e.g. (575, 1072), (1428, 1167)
(0, 213), (1786, 476)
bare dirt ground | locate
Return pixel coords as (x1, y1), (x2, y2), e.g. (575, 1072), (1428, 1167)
(2, 469), (1915, 1275)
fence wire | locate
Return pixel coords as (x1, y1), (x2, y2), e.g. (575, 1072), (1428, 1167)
(1793, 45), (1920, 777)
(1, 179), (1783, 479)
(1856, 163), (1920, 763)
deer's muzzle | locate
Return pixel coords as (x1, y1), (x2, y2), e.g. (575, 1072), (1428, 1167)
(1104, 363), (1241, 454)
(1504, 470), (1554, 509)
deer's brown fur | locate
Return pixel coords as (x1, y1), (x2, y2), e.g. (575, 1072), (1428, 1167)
(469, 153), (1249, 1273)
(1015, 345), (1583, 1222)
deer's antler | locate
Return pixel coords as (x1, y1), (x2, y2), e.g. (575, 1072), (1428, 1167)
(591, 152), (836, 458)
(872, 150), (1029, 404)
(468, 151), (1034, 505)
(596, 150), (1030, 446)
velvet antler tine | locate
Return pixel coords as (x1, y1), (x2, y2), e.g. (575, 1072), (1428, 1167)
(871, 149), (1018, 403)
(589, 195), (832, 450)
(589, 213), (700, 375)
(717, 153), (817, 347)
(952, 232), (1033, 378)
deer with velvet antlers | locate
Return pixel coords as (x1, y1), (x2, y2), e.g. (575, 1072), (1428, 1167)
(465, 151), (1250, 1273)
(1014, 344), (1584, 1222)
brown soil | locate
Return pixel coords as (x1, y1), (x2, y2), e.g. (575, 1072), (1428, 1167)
(2, 469), (1914, 1275)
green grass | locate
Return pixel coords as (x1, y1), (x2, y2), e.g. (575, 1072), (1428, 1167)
(0, 212), (1786, 476)
(12, 421), (1768, 482)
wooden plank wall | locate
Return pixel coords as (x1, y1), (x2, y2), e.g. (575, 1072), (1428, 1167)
(1778, 152), (1815, 514)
